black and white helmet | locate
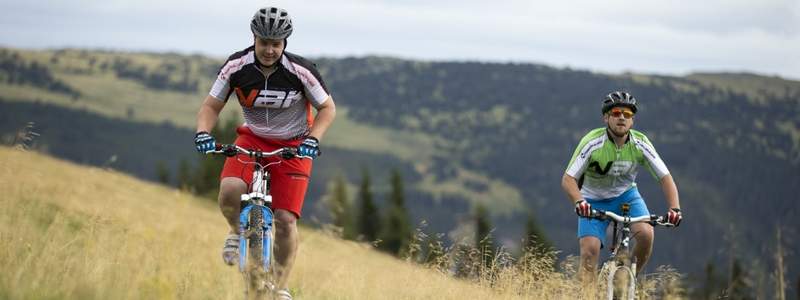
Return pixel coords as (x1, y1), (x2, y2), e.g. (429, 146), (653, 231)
(602, 91), (638, 114)
(250, 7), (293, 40)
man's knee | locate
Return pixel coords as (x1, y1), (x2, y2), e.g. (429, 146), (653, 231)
(219, 178), (247, 201)
(274, 210), (298, 229)
(579, 237), (601, 261)
(633, 224), (654, 246)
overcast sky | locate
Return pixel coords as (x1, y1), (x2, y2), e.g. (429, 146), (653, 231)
(1, 0), (798, 79)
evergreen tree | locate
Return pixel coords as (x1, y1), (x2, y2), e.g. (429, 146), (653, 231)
(176, 158), (192, 190)
(379, 168), (412, 256)
(328, 173), (353, 238)
(155, 160), (170, 185)
(697, 261), (722, 300)
(727, 258), (753, 300)
(357, 167), (380, 242)
(521, 211), (554, 268)
(474, 203), (493, 268)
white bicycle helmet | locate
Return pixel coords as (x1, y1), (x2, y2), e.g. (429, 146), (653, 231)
(250, 7), (293, 40)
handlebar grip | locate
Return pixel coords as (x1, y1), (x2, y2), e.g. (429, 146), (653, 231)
(281, 147), (298, 159)
(648, 215), (676, 227)
(207, 144), (238, 157)
(590, 208), (605, 218)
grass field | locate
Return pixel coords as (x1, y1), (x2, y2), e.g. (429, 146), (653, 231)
(0, 146), (687, 299)
(0, 146), (625, 299)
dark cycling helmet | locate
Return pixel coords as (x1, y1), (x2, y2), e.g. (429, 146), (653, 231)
(251, 7), (293, 40)
(602, 91), (638, 114)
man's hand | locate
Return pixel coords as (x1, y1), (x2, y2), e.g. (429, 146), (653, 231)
(194, 131), (216, 153)
(666, 208), (682, 227)
(575, 199), (592, 217)
(297, 136), (320, 158)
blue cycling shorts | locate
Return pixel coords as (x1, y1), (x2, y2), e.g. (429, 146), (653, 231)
(577, 187), (650, 246)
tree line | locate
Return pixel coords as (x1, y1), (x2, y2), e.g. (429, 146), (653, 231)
(323, 164), (555, 278)
(109, 57), (200, 93)
(0, 49), (81, 99)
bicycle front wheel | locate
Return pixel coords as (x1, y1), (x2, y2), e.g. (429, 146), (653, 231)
(599, 261), (636, 300)
(244, 207), (270, 298)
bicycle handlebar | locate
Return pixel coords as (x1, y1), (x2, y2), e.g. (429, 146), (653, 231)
(204, 144), (312, 160)
(588, 209), (675, 227)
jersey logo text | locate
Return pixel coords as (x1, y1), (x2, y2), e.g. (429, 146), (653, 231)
(235, 88), (302, 109)
(589, 161), (613, 175)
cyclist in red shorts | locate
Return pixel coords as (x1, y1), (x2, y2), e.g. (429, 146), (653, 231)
(193, 7), (336, 299)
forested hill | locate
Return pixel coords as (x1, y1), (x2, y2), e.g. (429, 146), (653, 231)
(318, 57), (800, 290)
(1, 48), (798, 296)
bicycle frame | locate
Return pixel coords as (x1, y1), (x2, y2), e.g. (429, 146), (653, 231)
(205, 144), (311, 299)
(588, 204), (673, 300)
(205, 144), (309, 287)
(600, 204), (637, 300)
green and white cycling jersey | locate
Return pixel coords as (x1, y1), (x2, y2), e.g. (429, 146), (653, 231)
(565, 128), (670, 200)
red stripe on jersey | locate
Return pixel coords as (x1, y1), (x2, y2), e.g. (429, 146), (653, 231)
(306, 101), (314, 128)
(290, 62), (320, 88)
(219, 53), (250, 81)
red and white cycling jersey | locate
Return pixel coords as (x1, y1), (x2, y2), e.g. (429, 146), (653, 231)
(209, 46), (330, 140)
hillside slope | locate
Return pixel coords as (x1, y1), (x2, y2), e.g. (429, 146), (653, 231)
(2, 47), (798, 294)
(0, 146), (580, 300)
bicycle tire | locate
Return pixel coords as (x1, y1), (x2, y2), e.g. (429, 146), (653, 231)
(244, 207), (269, 297)
(599, 261), (636, 300)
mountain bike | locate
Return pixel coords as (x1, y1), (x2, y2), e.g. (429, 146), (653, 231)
(206, 144), (308, 299)
(587, 204), (674, 300)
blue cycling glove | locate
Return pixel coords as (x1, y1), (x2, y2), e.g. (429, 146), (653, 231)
(297, 136), (320, 158)
(194, 131), (216, 153)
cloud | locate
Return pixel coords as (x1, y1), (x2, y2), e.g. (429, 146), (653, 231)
(0, 0), (797, 78)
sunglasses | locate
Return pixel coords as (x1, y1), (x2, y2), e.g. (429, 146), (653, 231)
(609, 107), (635, 119)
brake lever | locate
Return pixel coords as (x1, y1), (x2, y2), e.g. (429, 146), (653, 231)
(222, 144), (238, 157)
(281, 148), (298, 159)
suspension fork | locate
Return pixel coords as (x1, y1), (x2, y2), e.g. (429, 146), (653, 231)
(238, 204), (255, 273)
(261, 205), (274, 271)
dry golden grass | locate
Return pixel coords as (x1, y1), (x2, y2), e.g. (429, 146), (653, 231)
(0, 147), (525, 299)
(0, 146), (685, 299)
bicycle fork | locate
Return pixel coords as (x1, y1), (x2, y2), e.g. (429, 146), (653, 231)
(237, 203), (275, 273)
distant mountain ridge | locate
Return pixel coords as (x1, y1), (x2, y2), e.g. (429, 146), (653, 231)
(1, 48), (798, 294)
(317, 55), (800, 279)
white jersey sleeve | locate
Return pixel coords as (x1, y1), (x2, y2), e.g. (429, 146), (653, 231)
(208, 51), (256, 101)
(634, 135), (670, 179)
(282, 55), (330, 107)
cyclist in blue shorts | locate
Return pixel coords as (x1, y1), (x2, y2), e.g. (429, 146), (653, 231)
(561, 91), (683, 283)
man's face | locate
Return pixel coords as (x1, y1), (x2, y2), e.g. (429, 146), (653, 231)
(254, 36), (285, 66)
(604, 106), (635, 137)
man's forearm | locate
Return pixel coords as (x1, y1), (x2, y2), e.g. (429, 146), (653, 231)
(308, 99), (336, 140)
(197, 107), (219, 133)
(561, 173), (584, 205)
(196, 96), (225, 133)
(660, 174), (680, 209)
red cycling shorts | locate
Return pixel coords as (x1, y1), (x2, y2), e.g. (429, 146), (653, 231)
(220, 126), (313, 217)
